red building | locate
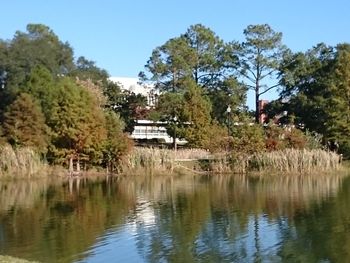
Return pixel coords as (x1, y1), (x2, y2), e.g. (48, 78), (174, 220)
(258, 100), (269, 124)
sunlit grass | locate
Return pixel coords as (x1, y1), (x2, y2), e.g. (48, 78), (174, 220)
(0, 255), (40, 263)
(251, 149), (341, 173)
(123, 147), (342, 175)
(121, 147), (212, 174)
(0, 144), (47, 178)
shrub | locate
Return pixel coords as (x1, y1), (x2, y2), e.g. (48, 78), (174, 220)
(231, 123), (266, 154)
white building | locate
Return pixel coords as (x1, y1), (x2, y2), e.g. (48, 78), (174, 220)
(109, 77), (187, 145)
(109, 77), (158, 107)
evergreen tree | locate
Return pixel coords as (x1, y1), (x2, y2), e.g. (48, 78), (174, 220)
(0, 23), (75, 122)
(326, 45), (350, 154)
(24, 65), (57, 120)
(49, 78), (107, 166)
(182, 79), (212, 147)
(2, 93), (48, 153)
(141, 24), (245, 125)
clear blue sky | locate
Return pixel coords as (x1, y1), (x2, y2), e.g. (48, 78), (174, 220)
(1, 0), (350, 107)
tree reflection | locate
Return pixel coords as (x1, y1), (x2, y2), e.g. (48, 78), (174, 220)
(118, 173), (343, 262)
(0, 173), (345, 262)
(0, 176), (136, 263)
(277, 176), (350, 262)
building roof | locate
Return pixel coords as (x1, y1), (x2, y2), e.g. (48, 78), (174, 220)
(109, 77), (156, 96)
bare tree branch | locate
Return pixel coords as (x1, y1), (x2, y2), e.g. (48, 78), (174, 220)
(258, 83), (280, 96)
(240, 70), (256, 84)
(260, 68), (277, 79)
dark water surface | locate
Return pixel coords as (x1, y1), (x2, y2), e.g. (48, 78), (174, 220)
(0, 173), (349, 263)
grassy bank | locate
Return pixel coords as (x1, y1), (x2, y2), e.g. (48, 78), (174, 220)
(121, 147), (342, 175)
(250, 149), (341, 173)
(0, 144), (48, 178)
(0, 255), (39, 263)
(121, 147), (211, 175)
(0, 145), (341, 178)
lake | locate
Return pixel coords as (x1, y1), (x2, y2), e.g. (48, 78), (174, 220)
(0, 173), (349, 262)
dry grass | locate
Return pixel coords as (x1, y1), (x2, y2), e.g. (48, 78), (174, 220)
(120, 147), (341, 175)
(0, 255), (40, 263)
(173, 148), (212, 160)
(0, 144), (48, 178)
(121, 147), (173, 174)
(250, 149), (341, 174)
(121, 147), (212, 175)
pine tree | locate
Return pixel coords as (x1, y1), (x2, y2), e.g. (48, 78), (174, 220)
(182, 79), (212, 147)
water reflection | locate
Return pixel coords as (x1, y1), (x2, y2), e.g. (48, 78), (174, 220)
(115, 174), (343, 263)
(0, 173), (347, 262)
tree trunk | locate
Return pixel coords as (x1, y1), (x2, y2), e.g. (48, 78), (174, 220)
(173, 127), (177, 151)
(255, 91), (260, 123)
(173, 135), (177, 151)
(69, 157), (74, 172)
(254, 214), (261, 262)
(76, 157), (80, 172)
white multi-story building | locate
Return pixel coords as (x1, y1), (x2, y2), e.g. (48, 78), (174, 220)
(109, 77), (187, 145)
(109, 77), (158, 107)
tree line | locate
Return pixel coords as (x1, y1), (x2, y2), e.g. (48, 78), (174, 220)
(140, 23), (350, 156)
(0, 23), (348, 173)
(0, 24), (134, 172)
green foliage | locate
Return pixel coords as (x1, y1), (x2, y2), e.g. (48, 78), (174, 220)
(48, 78), (107, 165)
(0, 24), (74, 90)
(207, 77), (247, 124)
(141, 36), (192, 92)
(2, 93), (49, 153)
(155, 92), (186, 140)
(231, 123), (266, 154)
(157, 92), (185, 119)
(2, 22), (348, 171)
(102, 110), (132, 172)
(141, 24), (245, 125)
(71, 56), (109, 84)
(283, 128), (308, 149)
(103, 81), (124, 108)
(181, 79), (212, 147)
(304, 130), (323, 150)
(24, 65), (57, 121)
(202, 122), (230, 153)
(278, 44), (334, 133)
(119, 91), (148, 133)
(0, 23), (133, 171)
(279, 43), (350, 157)
(182, 24), (238, 87)
(104, 79), (149, 133)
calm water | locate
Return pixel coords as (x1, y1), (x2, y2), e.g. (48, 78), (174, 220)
(0, 173), (349, 262)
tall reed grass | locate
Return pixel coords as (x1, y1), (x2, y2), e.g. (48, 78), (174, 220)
(249, 149), (341, 174)
(121, 147), (212, 174)
(0, 144), (47, 178)
(121, 147), (341, 175)
(122, 147), (173, 174)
